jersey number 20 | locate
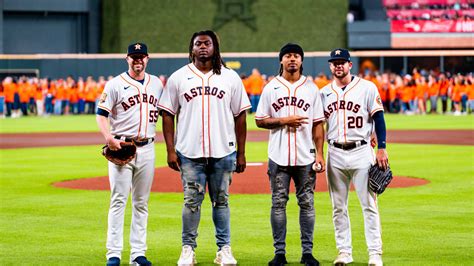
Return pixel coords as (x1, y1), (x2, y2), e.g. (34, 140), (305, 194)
(348, 116), (363, 128)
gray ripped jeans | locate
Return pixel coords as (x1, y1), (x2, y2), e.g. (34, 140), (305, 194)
(177, 151), (236, 250)
(268, 159), (316, 255)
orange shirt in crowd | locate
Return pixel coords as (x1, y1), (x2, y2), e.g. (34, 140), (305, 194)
(3, 82), (17, 103)
(35, 87), (43, 100)
(401, 85), (414, 102)
(451, 84), (463, 102)
(428, 82), (439, 97)
(242, 78), (251, 95)
(18, 82), (30, 103)
(314, 76), (330, 89)
(69, 87), (79, 103)
(467, 84), (474, 100)
(55, 85), (66, 100)
(438, 80), (449, 96)
(388, 84), (397, 101)
(416, 83), (428, 99)
(247, 73), (264, 95)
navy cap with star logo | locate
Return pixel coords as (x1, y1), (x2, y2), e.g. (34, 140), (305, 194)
(127, 42), (148, 56)
(328, 48), (351, 62)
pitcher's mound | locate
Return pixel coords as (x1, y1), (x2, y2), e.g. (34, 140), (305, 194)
(54, 162), (429, 193)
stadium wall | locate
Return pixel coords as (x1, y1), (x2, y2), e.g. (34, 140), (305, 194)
(1, 51), (473, 80)
(101, 0), (348, 53)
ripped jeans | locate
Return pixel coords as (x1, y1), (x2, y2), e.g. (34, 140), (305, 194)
(268, 159), (316, 255)
(177, 151), (236, 249)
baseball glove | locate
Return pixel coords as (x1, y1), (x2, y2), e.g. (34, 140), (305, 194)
(368, 164), (393, 195)
(102, 142), (137, 166)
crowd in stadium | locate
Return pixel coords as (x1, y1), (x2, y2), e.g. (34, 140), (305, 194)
(384, 0), (474, 21)
(1, 68), (473, 118)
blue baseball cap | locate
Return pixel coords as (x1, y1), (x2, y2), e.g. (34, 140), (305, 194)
(127, 42), (148, 56)
(328, 48), (351, 62)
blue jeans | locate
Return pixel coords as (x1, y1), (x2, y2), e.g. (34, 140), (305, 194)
(250, 94), (260, 113)
(268, 159), (316, 255)
(177, 151), (236, 249)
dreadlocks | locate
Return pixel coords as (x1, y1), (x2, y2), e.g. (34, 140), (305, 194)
(188, 30), (226, 75)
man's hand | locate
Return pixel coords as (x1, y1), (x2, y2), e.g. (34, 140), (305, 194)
(376, 148), (389, 170)
(106, 136), (122, 151)
(167, 150), (181, 171)
(235, 152), (246, 173)
(315, 153), (325, 173)
(282, 115), (308, 128)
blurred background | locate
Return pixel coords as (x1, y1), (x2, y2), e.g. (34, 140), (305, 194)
(0, 0), (473, 117)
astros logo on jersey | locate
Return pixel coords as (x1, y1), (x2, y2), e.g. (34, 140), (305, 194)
(324, 100), (361, 119)
(183, 86), (225, 102)
(121, 93), (159, 111)
(271, 96), (310, 112)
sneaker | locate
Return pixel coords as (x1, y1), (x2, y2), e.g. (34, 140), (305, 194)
(106, 257), (120, 266)
(133, 256), (152, 266)
(177, 245), (197, 266)
(268, 254), (287, 266)
(333, 252), (353, 265)
(300, 253), (320, 266)
(214, 245), (237, 266)
(368, 254), (383, 266)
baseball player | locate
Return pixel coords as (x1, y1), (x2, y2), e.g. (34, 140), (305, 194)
(255, 43), (325, 266)
(158, 30), (250, 266)
(321, 48), (388, 266)
(96, 42), (163, 266)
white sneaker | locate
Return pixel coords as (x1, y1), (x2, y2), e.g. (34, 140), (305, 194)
(214, 245), (237, 266)
(333, 252), (353, 265)
(368, 254), (383, 266)
(177, 245), (197, 266)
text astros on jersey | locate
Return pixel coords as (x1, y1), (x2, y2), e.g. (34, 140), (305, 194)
(320, 76), (384, 143)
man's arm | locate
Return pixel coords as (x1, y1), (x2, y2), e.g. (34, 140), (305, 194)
(312, 121), (325, 173)
(234, 111), (247, 173)
(255, 115), (309, 129)
(372, 110), (389, 170)
(162, 111), (180, 171)
(96, 113), (121, 150)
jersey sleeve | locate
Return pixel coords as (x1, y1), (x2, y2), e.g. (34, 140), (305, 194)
(312, 89), (325, 122)
(367, 81), (384, 116)
(255, 84), (271, 120)
(158, 74), (179, 115)
(97, 80), (117, 113)
(230, 72), (251, 116)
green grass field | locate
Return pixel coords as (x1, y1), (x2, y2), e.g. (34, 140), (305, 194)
(0, 113), (473, 133)
(0, 115), (473, 265)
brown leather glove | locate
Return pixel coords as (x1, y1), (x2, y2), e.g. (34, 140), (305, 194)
(102, 142), (137, 166)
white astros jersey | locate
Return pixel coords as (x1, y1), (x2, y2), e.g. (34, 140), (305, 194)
(98, 72), (164, 138)
(255, 76), (325, 166)
(158, 63), (251, 158)
(320, 76), (384, 143)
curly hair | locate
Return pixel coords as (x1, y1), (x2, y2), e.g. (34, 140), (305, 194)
(188, 30), (226, 75)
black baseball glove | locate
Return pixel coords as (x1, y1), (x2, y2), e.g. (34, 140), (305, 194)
(102, 142), (137, 166)
(368, 164), (393, 195)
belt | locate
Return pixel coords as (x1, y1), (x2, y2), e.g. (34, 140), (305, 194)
(329, 140), (367, 150)
(114, 136), (154, 147)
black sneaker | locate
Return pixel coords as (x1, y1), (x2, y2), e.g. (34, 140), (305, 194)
(300, 253), (320, 266)
(106, 257), (120, 266)
(133, 256), (152, 266)
(268, 254), (288, 266)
